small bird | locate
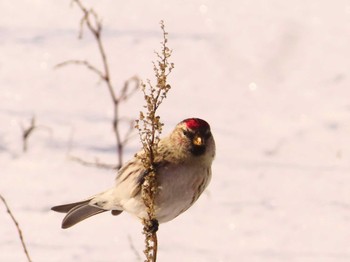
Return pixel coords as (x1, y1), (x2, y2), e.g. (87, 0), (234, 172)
(51, 118), (215, 229)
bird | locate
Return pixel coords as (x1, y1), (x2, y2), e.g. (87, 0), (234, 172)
(51, 118), (215, 229)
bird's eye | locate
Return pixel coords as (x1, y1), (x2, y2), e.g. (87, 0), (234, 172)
(183, 130), (192, 137)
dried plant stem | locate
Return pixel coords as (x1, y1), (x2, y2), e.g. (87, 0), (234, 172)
(58, 0), (139, 169)
(0, 194), (32, 262)
(144, 231), (158, 262)
(127, 235), (142, 261)
(141, 168), (158, 262)
(69, 155), (118, 169)
(22, 117), (37, 152)
(136, 20), (174, 262)
(21, 116), (52, 153)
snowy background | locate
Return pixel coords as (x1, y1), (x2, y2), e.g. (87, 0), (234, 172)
(1, 0), (350, 261)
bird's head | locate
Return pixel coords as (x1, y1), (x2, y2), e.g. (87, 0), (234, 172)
(171, 118), (215, 160)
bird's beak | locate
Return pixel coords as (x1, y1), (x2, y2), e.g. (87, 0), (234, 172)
(193, 135), (204, 146)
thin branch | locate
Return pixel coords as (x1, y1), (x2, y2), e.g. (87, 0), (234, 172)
(0, 194), (32, 262)
(122, 119), (138, 145)
(55, 60), (105, 80)
(21, 117), (36, 152)
(69, 155), (118, 170)
(73, 0), (117, 102)
(21, 116), (52, 153)
(127, 235), (142, 261)
(118, 76), (140, 102)
(57, 0), (140, 169)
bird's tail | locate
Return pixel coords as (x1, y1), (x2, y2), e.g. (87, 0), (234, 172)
(51, 200), (121, 229)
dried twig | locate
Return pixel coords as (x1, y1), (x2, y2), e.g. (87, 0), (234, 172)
(21, 117), (36, 152)
(21, 116), (52, 152)
(128, 235), (142, 261)
(69, 155), (118, 170)
(0, 194), (32, 262)
(55, 60), (104, 79)
(57, 0), (140, 169)
(135, 20), (174, 262)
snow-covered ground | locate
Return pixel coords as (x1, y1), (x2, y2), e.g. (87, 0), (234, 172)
(1, 0), (350, 261)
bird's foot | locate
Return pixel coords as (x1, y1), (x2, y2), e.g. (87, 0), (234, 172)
(144, 219), (159, 233)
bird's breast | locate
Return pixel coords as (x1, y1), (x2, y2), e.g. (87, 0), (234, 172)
(154, 163), (211, 223)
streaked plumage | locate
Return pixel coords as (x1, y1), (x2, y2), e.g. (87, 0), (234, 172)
(52, 118), (215, 229)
